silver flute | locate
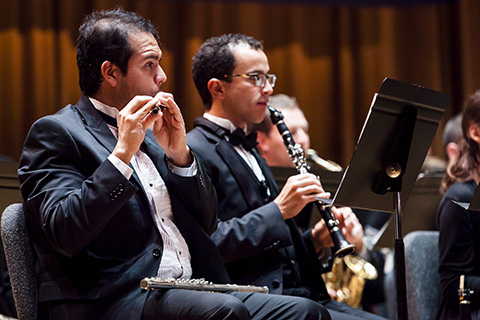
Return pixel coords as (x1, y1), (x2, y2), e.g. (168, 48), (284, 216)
(140, 277), (269, 294)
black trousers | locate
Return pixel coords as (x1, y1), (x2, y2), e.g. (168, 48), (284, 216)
(142, 289), (331, 320)
(324, 300), (387, 320)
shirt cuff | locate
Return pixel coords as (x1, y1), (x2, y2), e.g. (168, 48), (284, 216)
(167, 157), (197, 177)
(318, 247), (335, 270)
(357, 239), (369, 260)
(318, 247), (333, 260)
(108, 154), (133, 179)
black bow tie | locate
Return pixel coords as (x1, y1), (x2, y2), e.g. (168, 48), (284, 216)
(229, 128), (258, 151)
(99, 111), (118, 127)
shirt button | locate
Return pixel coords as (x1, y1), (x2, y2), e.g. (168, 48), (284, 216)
(272, 280), (280, 289)
(152, 248), (161, 258)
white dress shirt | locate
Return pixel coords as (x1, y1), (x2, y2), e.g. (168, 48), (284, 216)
(89, 97), (193, 279)
(203, 113), (266, 183)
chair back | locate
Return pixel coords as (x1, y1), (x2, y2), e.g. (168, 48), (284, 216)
(404, 230), (439, 320)
(1, 203), (36, 320)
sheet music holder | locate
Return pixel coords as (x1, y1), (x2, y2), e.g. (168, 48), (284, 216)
(325, 78), (449, 320)
(332, 78), (448, 212)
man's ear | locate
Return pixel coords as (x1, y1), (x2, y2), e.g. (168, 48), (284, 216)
(207, 78), (225, 100)
(100, 61), (120, 87)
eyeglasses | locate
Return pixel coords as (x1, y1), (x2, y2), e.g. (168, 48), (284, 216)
(223, 72), (277, 88)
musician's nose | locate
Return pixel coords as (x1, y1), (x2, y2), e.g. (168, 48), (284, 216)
(155, 66), (167, 86)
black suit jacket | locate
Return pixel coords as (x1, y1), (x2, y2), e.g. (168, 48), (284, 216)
(187, 117), (329, 300)
(18, 96), (229, 320)
(437, 180), (480, 319)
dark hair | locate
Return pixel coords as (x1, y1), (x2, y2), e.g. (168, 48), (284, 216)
(442, 113), (463, 150)
(192, 33), (263, 110)
(441, 91), (480, 193)
(77, 7), (160, 96)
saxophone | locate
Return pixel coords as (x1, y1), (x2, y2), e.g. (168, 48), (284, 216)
(306, 148), (343, 172)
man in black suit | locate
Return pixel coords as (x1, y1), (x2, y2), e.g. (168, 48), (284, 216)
(17, 9), (329, 320)
(187, 33), (386, 320)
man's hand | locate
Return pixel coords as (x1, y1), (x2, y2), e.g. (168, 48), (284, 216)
(311, 206), (364, 253)
(334, 207), (364, 253)
(151, 92), (191, 166)
(113, 95), (161, 164)
(112, 93), (191, 167)
(274, 173), (330, 220)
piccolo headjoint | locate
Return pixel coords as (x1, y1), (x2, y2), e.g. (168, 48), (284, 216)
(152, 104), (166, 115)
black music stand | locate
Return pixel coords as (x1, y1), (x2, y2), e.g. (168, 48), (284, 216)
(469, 187), (480, 211)
(328, 78), (449, 320)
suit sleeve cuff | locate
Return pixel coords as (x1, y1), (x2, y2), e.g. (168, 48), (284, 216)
(108, 154), (133, 179)
(167, 156), (197, 177)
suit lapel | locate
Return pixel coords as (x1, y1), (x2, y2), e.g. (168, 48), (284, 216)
(73, 96), (159, 193)
(251, 148), (279, 198)
(194, 117), (270, 209)
(216, 140), (267, 209)
(74, 95), (118, 154)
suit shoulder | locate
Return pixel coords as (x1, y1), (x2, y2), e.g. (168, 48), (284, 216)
(24, 105), (84, 153)
(187, 126), (206, 139)
(187, 126), (212, 147)
(31, 105), (79, 128)
(444, 181), (476, 203)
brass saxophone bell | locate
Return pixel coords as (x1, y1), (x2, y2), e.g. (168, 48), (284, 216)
(344, 255), (378, 281)
(306, 149), (343, 172)
(323, 255), (379, 309)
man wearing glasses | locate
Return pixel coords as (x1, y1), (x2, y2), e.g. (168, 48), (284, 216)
(187, 34), (385, 320)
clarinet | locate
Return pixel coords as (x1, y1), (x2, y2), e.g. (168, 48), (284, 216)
(268, 105), (356, 258)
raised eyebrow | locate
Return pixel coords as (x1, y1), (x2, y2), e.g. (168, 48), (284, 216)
(144, 54), (162, 62)
(249, 70), (269, 75)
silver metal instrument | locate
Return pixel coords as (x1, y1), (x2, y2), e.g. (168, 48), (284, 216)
(140, 277), (269, 294)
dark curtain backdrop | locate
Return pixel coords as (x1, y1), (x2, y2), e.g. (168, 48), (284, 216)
(1, 0), (479, 167)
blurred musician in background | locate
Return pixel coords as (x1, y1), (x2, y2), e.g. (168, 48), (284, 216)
(443, 113), (463, 166)
(439, 113), (463, 194)
(252, 94), (342, 172)
(250, 93), (387, 315)
(187, 33), (385, 320)
(437, 91), (480, 320)
(420, 112), (462, 181)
